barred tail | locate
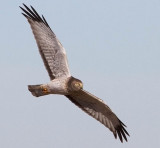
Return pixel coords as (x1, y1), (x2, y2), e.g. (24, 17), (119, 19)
(28, 84), (49, 97)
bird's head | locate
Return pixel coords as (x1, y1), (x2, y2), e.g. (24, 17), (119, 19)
(68, 77), (83, 92)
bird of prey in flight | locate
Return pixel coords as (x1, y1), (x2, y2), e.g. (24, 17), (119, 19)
(20, 4), (129, 142)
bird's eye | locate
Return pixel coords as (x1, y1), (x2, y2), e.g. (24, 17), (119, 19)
(74, 83), (79, 87)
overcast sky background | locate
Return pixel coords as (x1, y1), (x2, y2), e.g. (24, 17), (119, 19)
(0, 0), (160, 147)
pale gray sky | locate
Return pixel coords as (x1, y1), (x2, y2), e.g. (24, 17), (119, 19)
(0, 0), (160, 147)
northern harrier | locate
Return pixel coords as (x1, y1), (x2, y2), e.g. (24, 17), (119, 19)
(20, 4), (129, 142)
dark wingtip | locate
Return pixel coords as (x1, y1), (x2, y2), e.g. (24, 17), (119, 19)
(20, 3), (51, 29)
(23, 3), (26, 7)
(21, 13), (29, 18)
(113, 132), (117, 139)
(19, 6), (24, 12)
(119, 119), (127, 127)
(115, 122), (130, 143)
(117, 129), (123, 143)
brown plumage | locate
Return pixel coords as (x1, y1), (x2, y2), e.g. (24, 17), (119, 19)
(20, 4), (130, 142)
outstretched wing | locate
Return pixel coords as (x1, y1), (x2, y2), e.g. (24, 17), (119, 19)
(66, 90), (129, 142)
(20, 4), (71, 80)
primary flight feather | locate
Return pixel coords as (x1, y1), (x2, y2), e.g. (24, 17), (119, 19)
(20, 4), (129, 142)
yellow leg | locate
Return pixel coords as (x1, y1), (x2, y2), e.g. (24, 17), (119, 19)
(41, 85), (49, 94)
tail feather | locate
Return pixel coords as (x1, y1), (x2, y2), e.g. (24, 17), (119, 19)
(28, 84), (48, 97)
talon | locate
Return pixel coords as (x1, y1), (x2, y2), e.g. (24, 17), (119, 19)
(41, 86), (49, 94)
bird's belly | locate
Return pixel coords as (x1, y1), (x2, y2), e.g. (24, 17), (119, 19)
(47, 78), (69, 95)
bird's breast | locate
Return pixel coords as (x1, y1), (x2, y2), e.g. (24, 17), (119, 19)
(47, 77), (69, 95)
